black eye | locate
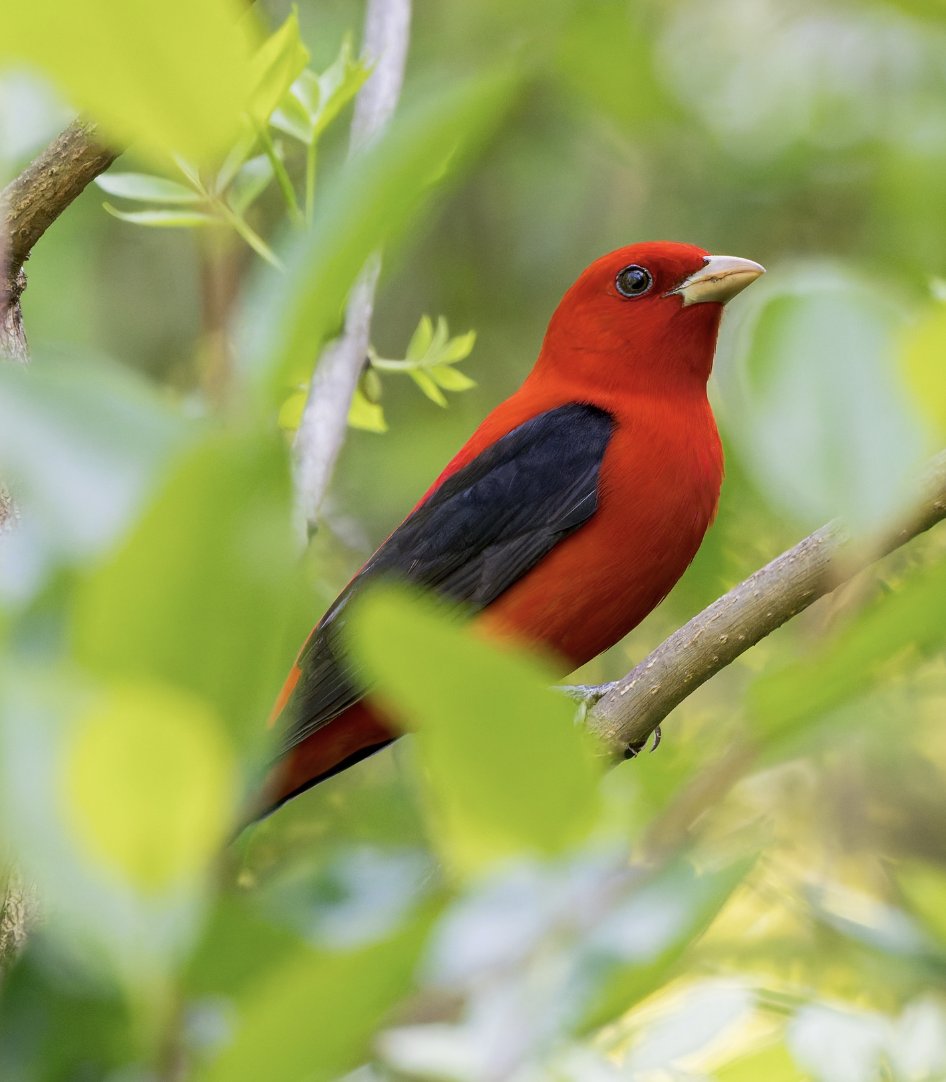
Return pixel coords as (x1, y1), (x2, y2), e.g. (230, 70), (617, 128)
(615, 264), (653, 298)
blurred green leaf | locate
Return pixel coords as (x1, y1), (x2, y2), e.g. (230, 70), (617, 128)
(271, 35), (370, 146)
(900, 302), (946, 441)
(348, 387), (388, 433)
(405, 314), (435, 362)
(62, 681), (236, 894)
(724, 269), (926, 534)
(428, 364), (476, 391)
(896, 862), (946, 950)
(227, 153), (275, 214)
(409, 368), (448, 407)
(195, 911), (431, 1082)
(346, 585), (603, 875)
(71, 431), (300, 751)
(0, 0), (256, 164)
(103, 203), (217, 229)
(578, 856), (751, 1031)
(750, 550), (946, 747)
(0, 352), (187, 559)
(95, 171), (202, 204)
(246, 10), (309, 128)
(237, 68), (515, 395)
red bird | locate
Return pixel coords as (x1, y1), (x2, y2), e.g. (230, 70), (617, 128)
(265, 242), (764, 813)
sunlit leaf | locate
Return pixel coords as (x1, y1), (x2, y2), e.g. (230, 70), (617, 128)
(95, 171), (202, 204)
(103, 203), (217, 229)
(439, 328), (477, 364)
(900, 302), (946, 439)
(246, 10), (309, 128)
(348, 388), (388, 433)
(346, 585), (603, 874)
(277, 387), (307, 431)
(405, 314), (434, 362)
(428, 364), (476, 391)
(62, 681), (236, 893)
(409, 368), (448, 407)
(0, 0), (257, 164)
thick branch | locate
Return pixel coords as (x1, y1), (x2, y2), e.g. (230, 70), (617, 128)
(2, 119), (117, 289)
(588, 451), (946, 753)
(292, 0), (411, 538)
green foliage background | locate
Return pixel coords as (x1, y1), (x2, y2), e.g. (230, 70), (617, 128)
(3, 0), (946, 1079)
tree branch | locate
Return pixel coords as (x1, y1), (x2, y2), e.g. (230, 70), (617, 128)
(1, 119), (118, 361)
(587, 450), (946, 754)
(292, 0), (412, 539)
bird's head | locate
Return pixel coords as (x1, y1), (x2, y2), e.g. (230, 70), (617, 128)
(537, 241), (764, 392)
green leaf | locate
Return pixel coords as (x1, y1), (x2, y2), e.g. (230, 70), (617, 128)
(345, 585), (603, 875)
(750, 550), (946, 748)
(236, 69), (515, 395)
(0, 352), (186, 558)
(268, 84), (313, 144)
(103, 203), (217, 229)
(348, 387), (388, 433)
(428, 364), (476, 391)
(900, 302), (946, 440)
(405, 314), (435, 362)
(277, 387), (307, 431)
(246, 9), (310, 128)
(0, 0), (257, 164)
(195, 912), (431, 1082)
(227, 153), (274, 214)
(62, 681), (236, 894)
(95, 171), (202, 205)
(70, 431), (301, 750)
(723, 269), (927, 535)
(438, 328), (477, 364)
(409, 368), (448, 407)
(577, 856), (752, 1031)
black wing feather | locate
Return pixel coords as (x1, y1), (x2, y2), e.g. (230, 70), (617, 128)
(280, 403), (614, 752)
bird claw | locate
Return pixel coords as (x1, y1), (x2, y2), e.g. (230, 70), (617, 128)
(622, 725), (662, 759)
(556, 680), (620, 725)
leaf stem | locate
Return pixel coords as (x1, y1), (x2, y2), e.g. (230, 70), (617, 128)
(257, 125), (303, 225)
(304, 141), (317, 224)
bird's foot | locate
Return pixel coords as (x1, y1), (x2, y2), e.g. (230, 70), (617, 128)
(623, 726), (662, 760)
(555, 680), (620, 725)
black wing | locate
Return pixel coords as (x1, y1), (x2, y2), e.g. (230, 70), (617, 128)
(280, 403), (615, 753)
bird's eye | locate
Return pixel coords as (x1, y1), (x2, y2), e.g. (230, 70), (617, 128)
(615, 265), (653, 298)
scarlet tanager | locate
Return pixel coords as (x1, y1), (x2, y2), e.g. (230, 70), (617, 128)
(264, 242), (764, 813)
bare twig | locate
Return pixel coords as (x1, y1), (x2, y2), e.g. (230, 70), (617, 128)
(587, 450), (946, 754)
(292, 0), (412, 539)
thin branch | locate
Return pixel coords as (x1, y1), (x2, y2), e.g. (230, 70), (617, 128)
(587, 450), (946, 754)
(292, 0), (412, 539)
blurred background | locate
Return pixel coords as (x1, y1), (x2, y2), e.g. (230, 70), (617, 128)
(3, 0), (946, 1079)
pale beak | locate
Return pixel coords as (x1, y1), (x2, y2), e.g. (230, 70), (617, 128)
(668, 255), (766, 306)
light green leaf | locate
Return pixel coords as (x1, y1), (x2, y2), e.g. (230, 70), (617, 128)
(405, 314), (434, 362)
(71, 431), (301, 750)
(348, 387), (388, 432)
(438, 328), (477, 364)
(236, 69), (515, 395)
(246, 9), (310, 128)
(0, 351), (186, 558)
(0, 0), (257, 164)
(103, 203), (217, 229)
(269, 84), (313, 144)
(723, 268), (927, 535)
(62, 681), (236, 894)
(409, 368), (448, 407)
(345, 585), (604, 875)
(428, 364), (476, 391)
(95, 171), (202, 205)
(227, 153), (274, 213)
(215, 127), (262, 193)
(900, 303), (946, 440)
(196, 913), (431, 1082)
(277, 387), (307, 431)
(310, 34), (370, 138)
